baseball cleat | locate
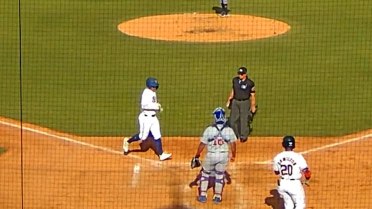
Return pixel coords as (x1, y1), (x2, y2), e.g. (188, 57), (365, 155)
(219, 9), (230, 17)
(219, 14), (230, 17)
(197, 195), (207, 203)
(159, 152), (172, 161)
(212, 195), (222, 204)
(123, 137), (129, 155)
(219, 12), (227, 17)
(240, 137), (248, 143)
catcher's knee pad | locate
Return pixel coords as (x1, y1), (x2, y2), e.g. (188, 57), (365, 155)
(215, 171), (225, 184)
(200, 170), (211, 181)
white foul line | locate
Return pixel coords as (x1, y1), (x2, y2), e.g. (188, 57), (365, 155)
(254, 133), (372, 165)
(0, 119), (163, 167)
(2, 118), (371, 167)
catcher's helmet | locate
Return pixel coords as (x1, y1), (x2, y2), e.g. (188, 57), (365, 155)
(146, 77), (159, 89)
(213, 107), (226, 125)
(282, 135), (295, 149)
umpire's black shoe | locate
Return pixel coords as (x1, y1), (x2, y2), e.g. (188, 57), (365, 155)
(240, 137), (248, 143)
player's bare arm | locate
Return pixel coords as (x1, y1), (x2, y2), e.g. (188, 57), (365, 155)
(226, 89), (234, 108)
(195, 142), (206, 158)
(229, 141), (237, 162)
(250, 92), (256, 113)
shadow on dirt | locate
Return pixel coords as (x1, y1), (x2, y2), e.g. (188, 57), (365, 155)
(265, 189), (284, 209)
(158, 205), (194, 209)
(212, 6), (231, 14)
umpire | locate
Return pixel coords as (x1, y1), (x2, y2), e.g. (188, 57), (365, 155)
(226, 66), (257, 142)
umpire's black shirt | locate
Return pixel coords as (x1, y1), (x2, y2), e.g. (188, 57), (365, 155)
(232, 77), (255, 101)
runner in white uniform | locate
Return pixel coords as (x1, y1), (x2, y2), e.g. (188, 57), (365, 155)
(273, 136), (312, 209)
(193, 107), (237, 204)
(122, 77), (171, 161)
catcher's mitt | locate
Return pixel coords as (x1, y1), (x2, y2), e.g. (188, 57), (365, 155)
(190, 157), (201, 169)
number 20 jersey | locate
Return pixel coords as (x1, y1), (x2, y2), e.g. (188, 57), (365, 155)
(201, 124), (237, 153)
(273, 151), (308, 180)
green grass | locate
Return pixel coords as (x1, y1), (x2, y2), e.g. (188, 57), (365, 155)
(0, 147), (6, 155)
(1, 0), (371, 136)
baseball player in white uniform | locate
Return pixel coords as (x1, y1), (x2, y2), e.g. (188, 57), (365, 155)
(192, 107), (237, 204)
(122, 77), (172, 161)
(273, 136), (312, 209)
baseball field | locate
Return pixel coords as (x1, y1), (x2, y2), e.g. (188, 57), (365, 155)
(1, 0), (372, 208)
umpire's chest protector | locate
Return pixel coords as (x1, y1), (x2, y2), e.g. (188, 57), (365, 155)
(233, 77), (254, 99)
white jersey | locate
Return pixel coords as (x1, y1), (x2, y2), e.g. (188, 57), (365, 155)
(141, 88), (160, 115)
(137, 88), (162, 140)
(273, 151), (308, 180)
(201, 124), (237, 153)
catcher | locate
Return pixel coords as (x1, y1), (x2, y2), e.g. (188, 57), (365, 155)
(190, 107), (237, 204)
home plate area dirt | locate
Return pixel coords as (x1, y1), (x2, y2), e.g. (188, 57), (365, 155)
(1, 117), (372, 209)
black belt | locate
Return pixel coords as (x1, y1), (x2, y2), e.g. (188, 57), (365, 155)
(144, 114), (155, 117)
(281, 177), (298, 181)
(234, 98), (249, 101)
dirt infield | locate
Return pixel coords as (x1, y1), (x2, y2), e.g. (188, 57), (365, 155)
(117, 13), (290, 42)
(1, 116), (372, 209)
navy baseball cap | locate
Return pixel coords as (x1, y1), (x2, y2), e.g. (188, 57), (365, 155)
(237, 67), (248, 74)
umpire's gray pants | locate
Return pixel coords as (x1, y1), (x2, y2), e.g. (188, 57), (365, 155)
(230, 99), (251, 139)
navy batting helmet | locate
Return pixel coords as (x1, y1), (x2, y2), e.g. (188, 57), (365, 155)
(213, 107), (226, 125)
(146, 77), (159, 89)
(282, 135), (295, 149)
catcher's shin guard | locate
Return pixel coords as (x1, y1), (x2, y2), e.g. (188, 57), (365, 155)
(199, 170), (210, 197)
(213, 171), (225, 198)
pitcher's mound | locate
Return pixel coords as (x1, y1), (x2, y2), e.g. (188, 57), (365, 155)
(118, 13), (290, 43)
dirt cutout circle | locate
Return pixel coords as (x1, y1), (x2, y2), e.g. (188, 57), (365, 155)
(118, 13), (290, 43)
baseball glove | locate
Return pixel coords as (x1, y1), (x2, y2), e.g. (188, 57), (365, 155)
(249, 105), (258, 121)
(190, 157), (201, 169)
